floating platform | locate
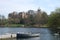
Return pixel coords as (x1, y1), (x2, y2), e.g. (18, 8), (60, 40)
(0, 33), (16, 39)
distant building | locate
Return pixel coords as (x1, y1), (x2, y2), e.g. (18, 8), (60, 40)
(36, 8), (42, 17)
(37, 8), (41, 13)
(28, 10), (35, 15)
(27, 10), (36, 18)
(8, 11), (19, 24)
(8, 11), (18, 19)
(19, 12), (29, 19)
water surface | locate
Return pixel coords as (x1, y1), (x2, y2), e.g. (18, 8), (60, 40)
(0, 28), (60, 40)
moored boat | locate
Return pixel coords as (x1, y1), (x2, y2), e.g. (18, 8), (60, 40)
(16, 32), (40, 38)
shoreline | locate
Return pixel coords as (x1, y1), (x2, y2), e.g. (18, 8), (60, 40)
(0, 27), (49, 28)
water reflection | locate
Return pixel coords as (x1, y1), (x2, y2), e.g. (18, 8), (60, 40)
(17, 37), (40, 40)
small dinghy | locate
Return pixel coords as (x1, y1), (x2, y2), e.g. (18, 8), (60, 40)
(16, 32), (40, 38)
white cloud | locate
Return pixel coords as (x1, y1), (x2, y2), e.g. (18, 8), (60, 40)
(0, 0), (38, 18)
(0, 0), (60, 18)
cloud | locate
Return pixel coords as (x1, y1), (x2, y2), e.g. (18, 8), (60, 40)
(0, 0), (60, 18)
(0, 0), (38, 18)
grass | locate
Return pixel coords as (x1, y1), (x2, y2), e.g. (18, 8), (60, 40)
(4, 24), (24, 27)
(0, 23), (49, 28)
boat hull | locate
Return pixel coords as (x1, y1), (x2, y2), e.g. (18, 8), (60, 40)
(17, 33), (40, 38)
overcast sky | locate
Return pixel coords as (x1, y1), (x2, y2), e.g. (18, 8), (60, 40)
(0, 0), (60, 18)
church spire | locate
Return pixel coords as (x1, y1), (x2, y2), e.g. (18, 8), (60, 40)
(37, 7), (41, 12)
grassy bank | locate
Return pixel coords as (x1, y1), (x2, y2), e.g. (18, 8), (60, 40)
(0, 24), (24, 27)
(0, 24), (48, 28)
